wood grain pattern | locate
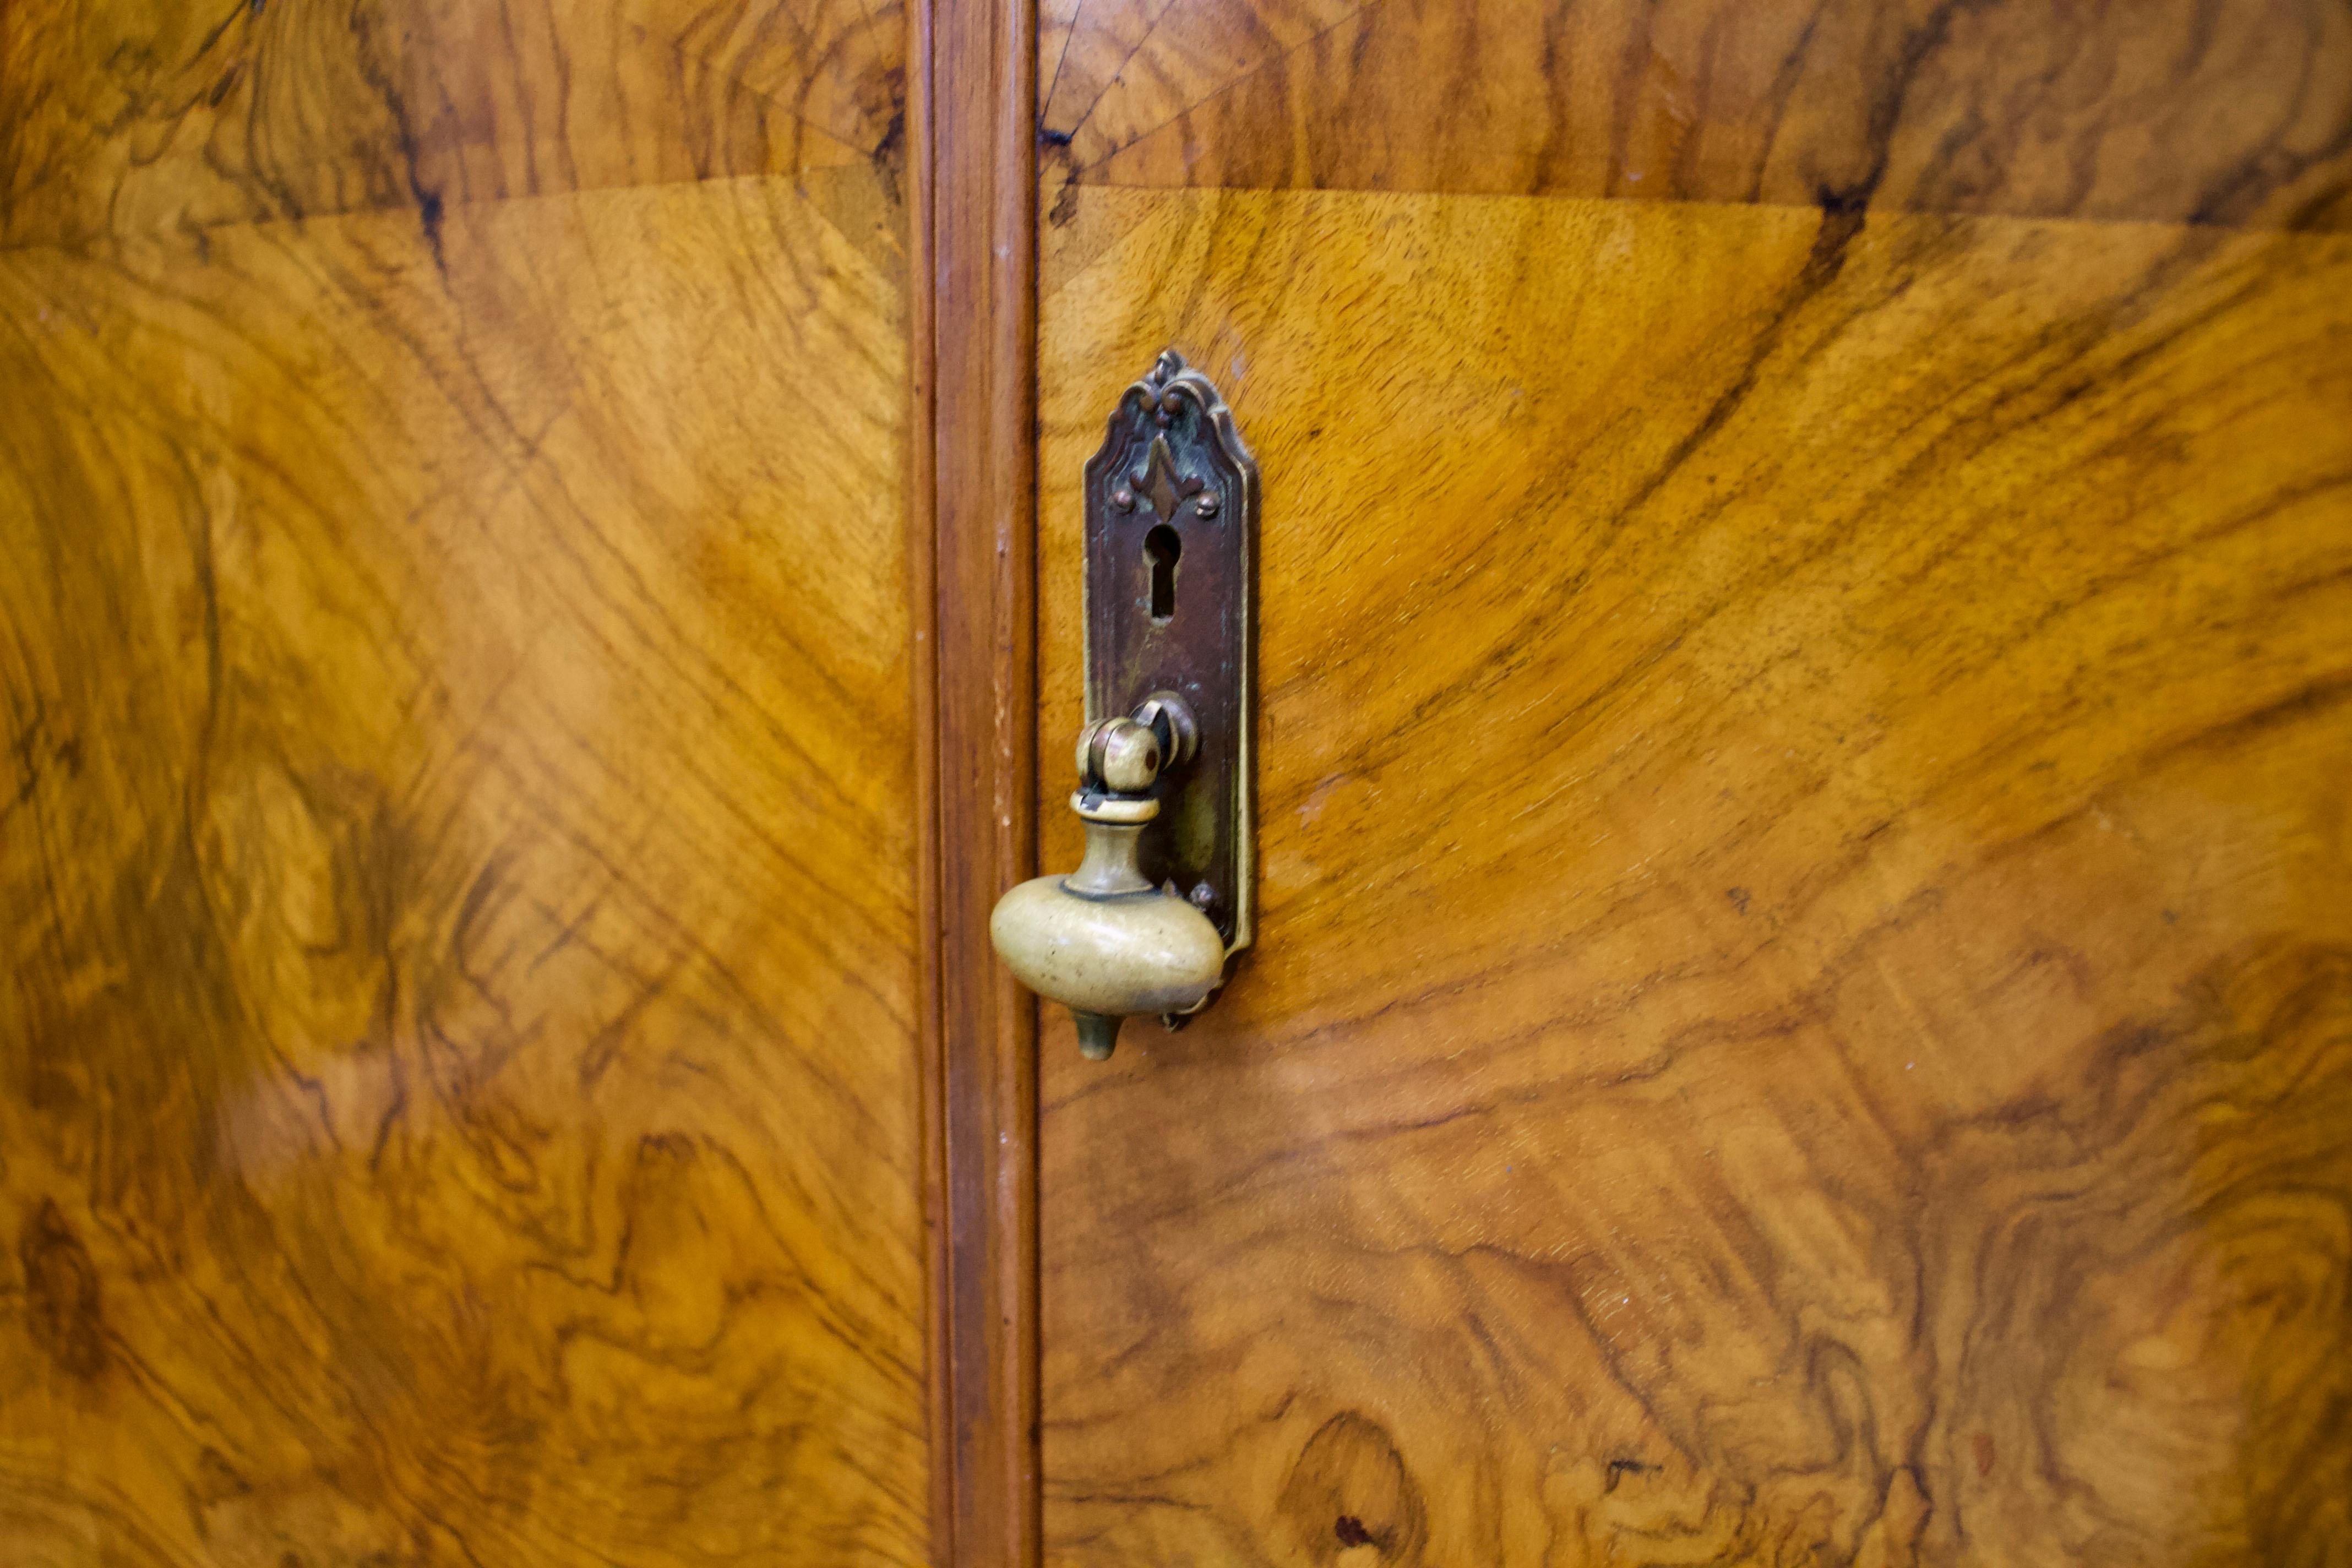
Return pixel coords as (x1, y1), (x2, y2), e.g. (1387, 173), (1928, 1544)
(2, 0), (906, 250)
(1035, 184), (2352, 1564)
(907, 1), (953, 1558)
(1, 24), (927, 1566)
(1038, 0), (2352, 228)
(919, 0), (1044, 1562)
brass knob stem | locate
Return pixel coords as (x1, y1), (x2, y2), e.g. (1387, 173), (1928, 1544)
(1065, 809), (1156, 899)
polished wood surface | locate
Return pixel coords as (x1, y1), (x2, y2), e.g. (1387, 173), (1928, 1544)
(1033, 5), (2352, 1563)
(917, 0), (1045, 1561)
(2, 6), (928, 1565)
(1038, 0), (2352, 227)
(3, 0), (905, 250)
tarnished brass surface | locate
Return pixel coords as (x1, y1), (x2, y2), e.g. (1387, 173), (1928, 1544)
(992, 689), (1232, 1058)
(1082, 352), (1257, 955)
(991, 792), (1225, 1060)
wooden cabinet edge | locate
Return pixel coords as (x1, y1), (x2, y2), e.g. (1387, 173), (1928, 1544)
(911, 1), (1042, 1565)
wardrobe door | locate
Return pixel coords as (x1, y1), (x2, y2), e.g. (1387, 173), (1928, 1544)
(1, 4), (928, 1562)
(1032, 2), (2352, 1562)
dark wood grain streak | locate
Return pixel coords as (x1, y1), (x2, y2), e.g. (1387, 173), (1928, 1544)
(922, 0), (1042, 1564)
(1036, 0), (2352, 231)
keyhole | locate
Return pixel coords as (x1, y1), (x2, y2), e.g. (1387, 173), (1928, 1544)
(1144, 524), (1182, 622)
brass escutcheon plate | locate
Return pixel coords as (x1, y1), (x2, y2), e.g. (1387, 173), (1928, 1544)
(1082, 350), (1257, 963)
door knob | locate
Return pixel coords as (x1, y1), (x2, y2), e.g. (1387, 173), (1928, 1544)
(990, 698), (1226, 1059)
(992, 349), (1256, 1060)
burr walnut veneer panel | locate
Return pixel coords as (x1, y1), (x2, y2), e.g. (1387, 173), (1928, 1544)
(0, 7), (925, 1563)
(1036, 186), (2352, 1565)
(1038, 0), (2352, 227)
(1037, 8), (2352, 1562)
(2, 0), (907, 252)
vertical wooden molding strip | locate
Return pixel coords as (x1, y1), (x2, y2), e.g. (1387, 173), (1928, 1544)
(905, 0), (951, 1556)
(912, 0), (1039, 1564)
